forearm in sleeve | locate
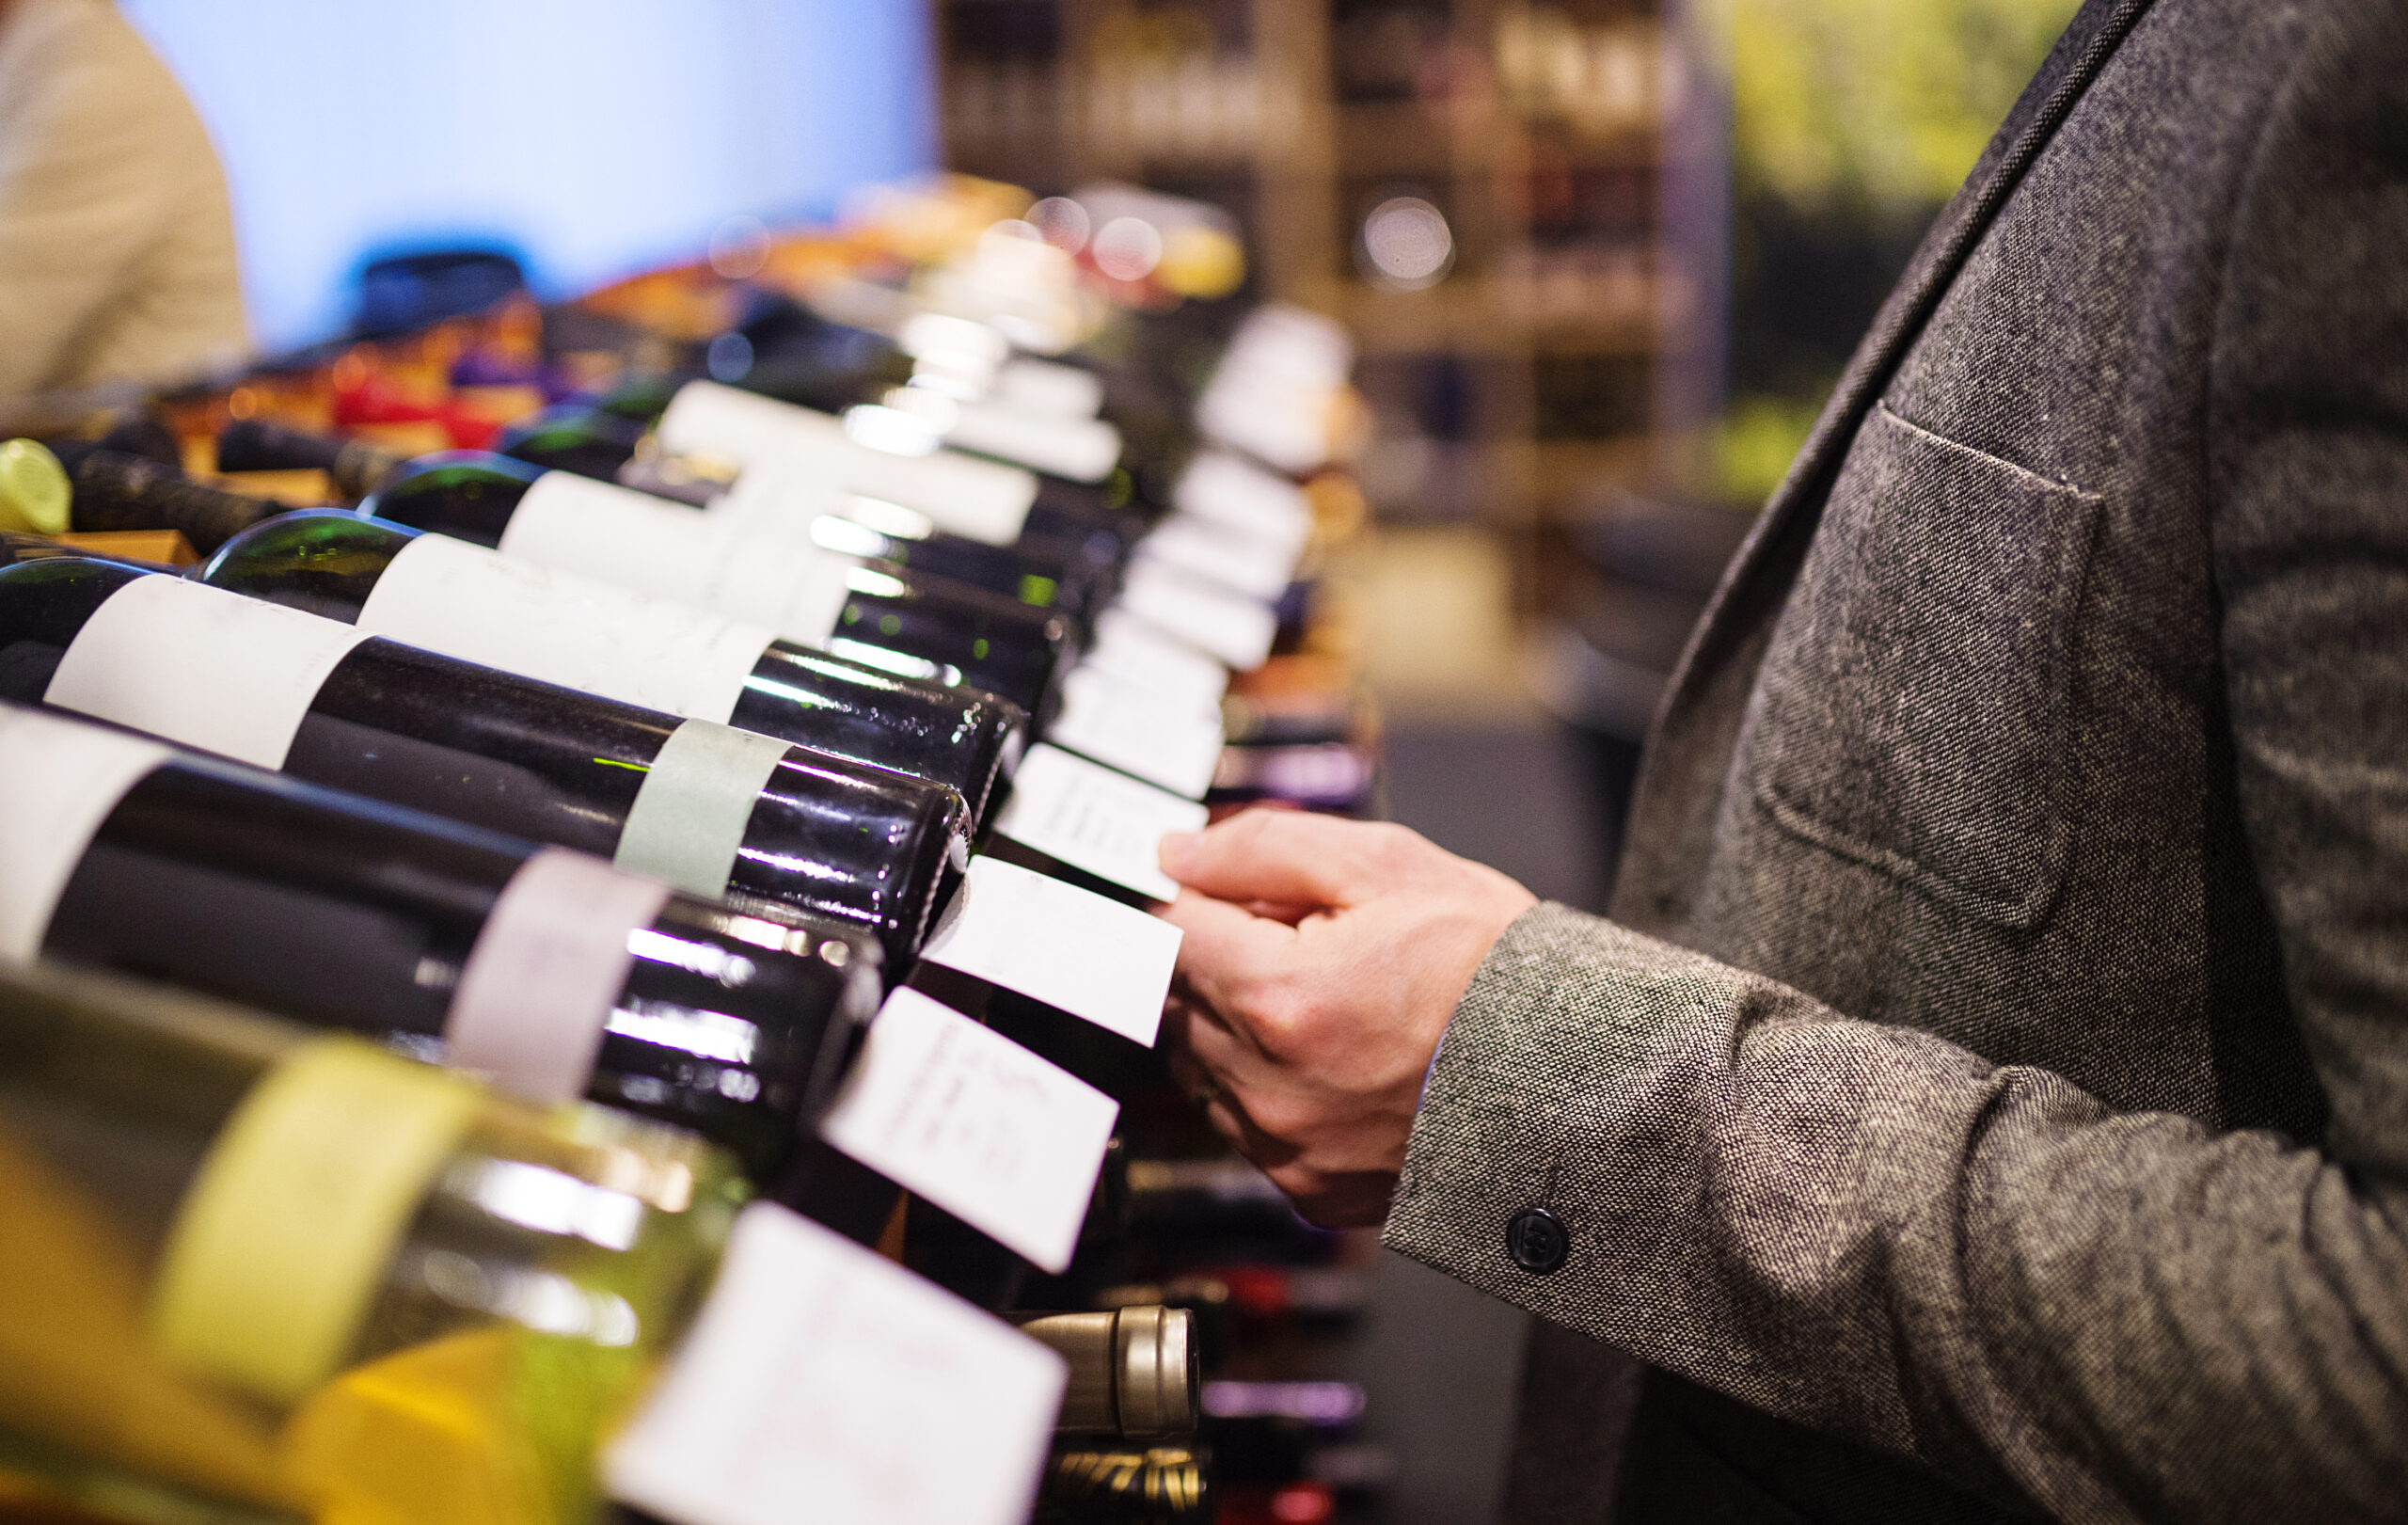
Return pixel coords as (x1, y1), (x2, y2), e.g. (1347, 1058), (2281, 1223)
(1384, 904), (2408, 1524)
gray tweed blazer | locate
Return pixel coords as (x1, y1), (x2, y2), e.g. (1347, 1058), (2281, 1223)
(1382, 1), (2408, 1520)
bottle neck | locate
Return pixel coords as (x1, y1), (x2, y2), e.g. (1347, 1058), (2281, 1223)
(198, 509), (421, 625)
(61, 447), (280, 554)
(361, 456), (539, 548)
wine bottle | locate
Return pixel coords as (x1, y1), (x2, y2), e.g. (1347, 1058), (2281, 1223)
(222, 415), (1116, 624)
(0, 556), (968, 971)
(1009, 1308), (1199, 1438)
(0, 955), (742, 1525)
(215, 415), (406, 500)
(197, 510), (1030, 821)
(494, 402), (650, 480)
(494, 407), (1123, 621)
(0, 960), (1074, 1525)
(0, 702), (881, 1183)
(642, 377), (1150, 553)
(43, 443), (284, 552)
(358, 455), (1078, 708)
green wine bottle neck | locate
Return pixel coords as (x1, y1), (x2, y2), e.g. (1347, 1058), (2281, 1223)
(198, 509), (420, 624)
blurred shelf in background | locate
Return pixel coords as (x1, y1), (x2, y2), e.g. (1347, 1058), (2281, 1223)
(936, 0), (1728, 635)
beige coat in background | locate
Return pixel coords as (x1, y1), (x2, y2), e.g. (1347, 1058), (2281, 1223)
(0, 0), (246, 402)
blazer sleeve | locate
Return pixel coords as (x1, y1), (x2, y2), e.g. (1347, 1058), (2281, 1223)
(1383, 15), (2408, 1525)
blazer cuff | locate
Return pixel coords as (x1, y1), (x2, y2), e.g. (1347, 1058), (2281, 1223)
(1382, 900), (1751, 1321)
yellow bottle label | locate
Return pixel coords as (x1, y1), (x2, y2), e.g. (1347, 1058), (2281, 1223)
(150, 1040), (480, 1406)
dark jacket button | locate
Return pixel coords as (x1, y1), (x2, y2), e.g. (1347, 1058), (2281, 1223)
(1507, 1207), (1570, 1274)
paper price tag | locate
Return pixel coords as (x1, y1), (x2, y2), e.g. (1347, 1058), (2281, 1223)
(604, 1201), (1064, 1525)
(819, 988), (1118, 1274)
(1082, 611), (1231, 714)
(994, 744), (1209, 904)
(1046, 666), (1226, 800)
(921, 856), (1180, 1046)
(1114, 560), (1279, 672)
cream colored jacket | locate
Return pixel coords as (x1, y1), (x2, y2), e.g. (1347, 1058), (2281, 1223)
(0, 0), (246, 401)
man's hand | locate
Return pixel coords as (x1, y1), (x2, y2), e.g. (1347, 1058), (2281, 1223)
(1156, 809), (1537, 1228)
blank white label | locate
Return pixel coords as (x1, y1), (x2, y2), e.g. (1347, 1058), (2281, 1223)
(44, 575), (369, 770)
(356, 533), (775, 724)
(994, 743), (1208, 903)
(921, 855), (1180, 1046)
(941, 397), (1122, 484)
(996, 357), (1104, 419)
(1175, 450), (1314, 551)
(660, 382), (1037, 546)
(1047, 666), (1225, 801)
(1138, 514), (1301, 602)
(604, 1200), (1063, 1525)
(0, 706), (170, 961)
(820, 987), (1117, 1274)
(442, 848), (673, 1104)
(1113, 560), (1280, 672)
(1082, 610), (1231, 714)
(1196, 307), (1354, 473)
(499, 471), (857, 648)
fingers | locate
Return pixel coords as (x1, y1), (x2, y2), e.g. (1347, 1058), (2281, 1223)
(1158, 888), (1296, 1013)
(1159, 808), (1404, 910)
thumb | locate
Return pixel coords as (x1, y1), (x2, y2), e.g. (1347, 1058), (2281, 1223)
(1159, 807), (1389, 910)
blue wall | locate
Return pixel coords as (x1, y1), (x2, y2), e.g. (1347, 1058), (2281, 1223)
(120, 1), (935, 352)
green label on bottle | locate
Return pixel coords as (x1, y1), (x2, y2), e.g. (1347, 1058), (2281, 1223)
(150, 1039), (479, 1405)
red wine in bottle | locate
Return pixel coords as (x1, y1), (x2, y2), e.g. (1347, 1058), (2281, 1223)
(197, 510), (1028, 824)
(0, 701), (879, 1186)
(0, 555), (967, 972)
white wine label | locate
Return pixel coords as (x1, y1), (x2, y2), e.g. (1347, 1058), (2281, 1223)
(993, 743), (1208, 904)
(938, 397), (1122, 484)
(820, 987), (1118, 1274)
(1175, 450), (1315, 551)
(357, 533), (775, 724)
(1082, 610), (1232, 713)
(1113, 559), (1280, 672)
(44, 575), (370, 770)
(1138, 514), (1301, 602)
(660, 381), (1037, 546)
(996, 357), (1104, 419)
(613, 721), (793, 898)
(921, 855), (1180, 1046)
(1196, 307), (1354, 473)
(603, 1200), (1064, 1525)
(499, 470), (858, 648)
(442, 848), (673, 1104)
(1046, 666), (1225, 801)
(0, 707), (170, 961)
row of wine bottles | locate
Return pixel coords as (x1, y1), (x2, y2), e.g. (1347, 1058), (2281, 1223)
(1, 258), (1354, 1525)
